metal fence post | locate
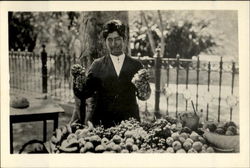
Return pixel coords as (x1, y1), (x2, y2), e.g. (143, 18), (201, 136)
(218, 56), (223, 122)
(41, 45), (48, 96)
(196, 56), (200, 111)
(176, 54), (180, 118)
(154, 48), (161, 117)
(230, 61), (236, 121)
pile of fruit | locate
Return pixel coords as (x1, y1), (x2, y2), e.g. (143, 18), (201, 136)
(203, 121), (238, 136)
(49, 117), (221, 153)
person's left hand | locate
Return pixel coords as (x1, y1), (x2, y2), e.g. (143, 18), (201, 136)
(131, 69), (150, 87)
(132, 69), (151, 101)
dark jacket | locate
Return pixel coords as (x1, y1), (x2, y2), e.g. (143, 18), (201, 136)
(74, 55), (145, 127)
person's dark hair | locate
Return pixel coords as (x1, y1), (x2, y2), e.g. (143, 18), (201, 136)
(102, 20), (126, 40)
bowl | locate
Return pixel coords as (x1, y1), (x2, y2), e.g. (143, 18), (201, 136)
(203, 130), (239, 152)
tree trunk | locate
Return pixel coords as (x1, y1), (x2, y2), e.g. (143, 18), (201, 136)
(78, 11), (129, 69)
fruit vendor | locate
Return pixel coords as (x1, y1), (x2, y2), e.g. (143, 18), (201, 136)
(70, 19), (151, 128)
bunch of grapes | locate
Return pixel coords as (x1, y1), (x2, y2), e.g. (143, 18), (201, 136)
(71, 64), (86, 92)
(131, 69), (151, 100)
(143, 118), (172, 149)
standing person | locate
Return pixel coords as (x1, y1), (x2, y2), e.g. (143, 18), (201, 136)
(70, 19), (151, 128)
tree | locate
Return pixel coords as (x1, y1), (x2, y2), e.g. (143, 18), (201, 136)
(9, 12), (37, 51)
(129, 11), (224, 59)
(9, 12), (80, 54)
(77, 11), (129, 68)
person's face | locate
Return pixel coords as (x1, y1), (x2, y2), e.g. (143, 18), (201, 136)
(105, 31), (125, 56)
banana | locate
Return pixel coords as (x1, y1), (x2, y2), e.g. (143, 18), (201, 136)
(87, 121), (94, 131)
(60, 125), (68, 135)
(59, 146), (78, 153)
(66, 124), (72, 134)
(50, 135), (59, 144)
(55, 128), (63, 143)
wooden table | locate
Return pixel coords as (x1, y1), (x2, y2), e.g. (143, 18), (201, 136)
(10, 98), (64, 154)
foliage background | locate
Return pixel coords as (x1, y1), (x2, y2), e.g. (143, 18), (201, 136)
(9, 10), (238, 61)
(129, 11), (238, 60)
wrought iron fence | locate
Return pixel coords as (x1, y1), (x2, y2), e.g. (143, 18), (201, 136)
(136, 50), (239, 122)
(9, 47), (239, 122)
(9, 46), (76, 103)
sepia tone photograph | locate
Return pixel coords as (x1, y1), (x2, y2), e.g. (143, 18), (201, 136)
(1, 1), (249, 168)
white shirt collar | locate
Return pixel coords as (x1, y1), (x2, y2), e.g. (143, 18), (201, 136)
(110, 53), (125, 60)
(109, 53), (125, 76)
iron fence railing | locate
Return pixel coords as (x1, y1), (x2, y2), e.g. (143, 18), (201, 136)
(135, 50), (239, 122)
(9, 47), (239, 122)
(9, 47), (76, 103)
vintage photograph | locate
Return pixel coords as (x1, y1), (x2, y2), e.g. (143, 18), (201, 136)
(1, 1), (249, 168)
(8, 10), (240, 154)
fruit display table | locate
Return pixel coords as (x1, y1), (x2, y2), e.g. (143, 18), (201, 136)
(46, 117), (239, 154)
(10, 98), (64, 154)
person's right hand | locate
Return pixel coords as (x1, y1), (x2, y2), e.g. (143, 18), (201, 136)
(71, 64), (86, 92)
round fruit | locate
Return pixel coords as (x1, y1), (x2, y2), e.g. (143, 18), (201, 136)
(182, 127), (192, 134)
(206, 147), (215, 153)
(171, 124), (177, 131)
(188, 148), (198, 153)
(112, 135), (122, 144)
(225, 130), (234, 136)
(132, 144), (139, 151)
(171, 132), (180, 141)
(166, 147), (174, 153)
(106, 142), (115, 151)
(224, 121), (237, 128)
(215, 128), (225, 135)
(178, 137), (186, 144)
(82, 142), (94, 152)
(227, 126), (237, 135)
(95, 145), (106, 153)
(172, 141), (182, 151)
(200, 149), (206, 153)
(126, 138), (134, 144)
(101, 137), (109, 144)
(185, 138), (194, 144)
(85, 142), (94, 149)
(124, 130), (133, 138)
(205, 123), (217, 132)
(166, 137), (174, 146)
(202, 144), (208, 151)
(112, 144), (122, 153)
(192, 141), (203, 152)
(198, 136), (206, 144)
(176, 149), (186, 153)
(180, 132), (188, 139)
(136, 139), (141, 144)
(190, 132), (199, 142)
(121, 149), (129, 153)
(183, 141), (192, 151)
(126, 142), (133, 151)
